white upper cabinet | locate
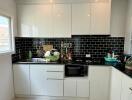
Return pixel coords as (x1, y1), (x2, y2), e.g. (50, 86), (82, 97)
(17, 0), (111, 37)
(17, 4), (53, 37)
(17, 5), (37, 37)
(35, 5), (53, 37)
(17, 4), (71, 38)
(53, 4), (71, 37)
(72, 4), (91, 35)
(72, 2), (111, 35)
(91, 2), (110, 35)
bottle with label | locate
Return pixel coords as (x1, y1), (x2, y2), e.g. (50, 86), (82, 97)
(29, 50), (32, 60)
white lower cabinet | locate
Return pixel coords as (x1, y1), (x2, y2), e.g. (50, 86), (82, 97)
(45, 80), (63, 96)
(64, 79), (77, 97)
(110, 67), (123, 100)
(14, 64), (132, 100)
(89, 66), (111, 100)
(121, 74), (132, 100)
(64, 78), (89, 98)
(110, 67), (132, 100)
(77, 79), (89, 97)
(13, 64), (30, 95)
(30, 65), (46, 95)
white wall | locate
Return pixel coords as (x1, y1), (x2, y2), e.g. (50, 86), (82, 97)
(0, 0), (17, 100)
(124, 0), (132, 54)
(0, 55), (14, 100)
(110, 0), (128, 37)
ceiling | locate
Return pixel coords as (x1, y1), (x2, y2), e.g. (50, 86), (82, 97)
(15, 0), (110, 4)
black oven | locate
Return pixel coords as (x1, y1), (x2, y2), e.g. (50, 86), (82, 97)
(65, 64), (88, 77)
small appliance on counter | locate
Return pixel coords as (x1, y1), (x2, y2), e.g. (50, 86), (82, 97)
(65, 58), (88, 77)
(65, 64), (88, 77)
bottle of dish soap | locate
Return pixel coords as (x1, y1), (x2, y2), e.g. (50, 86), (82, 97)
(29, 50), (32, 60)
(112, 50), (115, 58)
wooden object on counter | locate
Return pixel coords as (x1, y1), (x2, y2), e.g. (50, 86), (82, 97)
(43, 45), (53, 52)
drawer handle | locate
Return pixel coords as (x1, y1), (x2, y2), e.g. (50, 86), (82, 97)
(47, 71), (63, 72)
(129, 88), (132, 91)
(47, 78), (64, 80)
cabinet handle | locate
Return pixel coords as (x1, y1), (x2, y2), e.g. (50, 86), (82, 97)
(46, 71), (63, 72)
(129, 88), (132, 91)
(47, 78), (64, 80)
(89, 80), (91, 98)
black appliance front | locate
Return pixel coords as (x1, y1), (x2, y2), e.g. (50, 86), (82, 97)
(65, 64), (88, 77)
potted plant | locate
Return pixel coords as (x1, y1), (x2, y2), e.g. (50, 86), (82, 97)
(125, 57), (132, 71)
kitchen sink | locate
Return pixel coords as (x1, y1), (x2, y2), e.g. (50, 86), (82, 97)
(18, 58), (58, 64)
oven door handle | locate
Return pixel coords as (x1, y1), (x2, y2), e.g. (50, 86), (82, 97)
(67, 67), (81, 69)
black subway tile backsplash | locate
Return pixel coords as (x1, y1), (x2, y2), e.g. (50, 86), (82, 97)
(12, 35), (124, 62)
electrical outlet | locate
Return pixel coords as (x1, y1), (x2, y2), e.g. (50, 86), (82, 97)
(86, 54), (91, 58)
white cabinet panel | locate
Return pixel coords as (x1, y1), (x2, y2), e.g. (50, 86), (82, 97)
(121, 74), (132, 100)
(30, 65), (46, 95)
(13, 64), (30, 95)
(77, 79), (89, 97)
(46, 72), (64, 79)
(129, 90), (132, 100)
(53, 4), (71, 37)
(46, 65), (64, 72)
(17, 4), (71, 38)
(45, 80), (63, 96)
(17, 5), (37, 37)
(72, 4), (91, 35)
(91, 3), (110, 34)
(89, 66), (111, 100)
(64, 78), (89, 98)
(64, 79), (76, 97)
(110, 67), (123, 100)
(35, 5), (53, 37)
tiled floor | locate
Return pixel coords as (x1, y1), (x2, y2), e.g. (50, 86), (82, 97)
(14, 97), (67, 100)
(14, 98), (89, 100)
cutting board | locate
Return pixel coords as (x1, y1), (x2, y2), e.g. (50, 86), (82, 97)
(43, 45), (53, 52)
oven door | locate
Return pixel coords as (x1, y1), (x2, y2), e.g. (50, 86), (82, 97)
(65, 64), (85, 77)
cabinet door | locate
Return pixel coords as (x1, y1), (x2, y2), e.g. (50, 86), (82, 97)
(45, 80), (63, 96)
(110, 67), (123, 100)
(53, 4), (71, 37)
(91, 3), (110, 35)
(64, 79), (76, 97)
(129, 90), (132, 100)
(89, 66), (111, 100)
(17, 5), (37, 37)
(35, 5), (53, 37)
(13, 64), (30, 95)
(30, 65), (46, 95)
(121, 74), (132, 100)
(77, 79), (89, 97)
(72, 4), (91, 35)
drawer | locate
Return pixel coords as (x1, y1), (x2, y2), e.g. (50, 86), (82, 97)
(46, 65), (64, 72)
(46, 72), (64, 79)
